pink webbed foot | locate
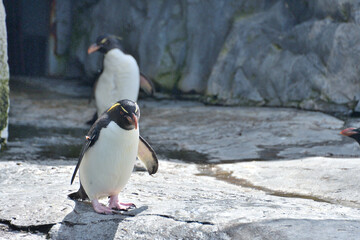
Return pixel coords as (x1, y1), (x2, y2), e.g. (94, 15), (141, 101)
(91, 199), (114, 214)
(108, 195), (136, 211)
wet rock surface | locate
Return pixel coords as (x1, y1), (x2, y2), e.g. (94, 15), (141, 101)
(2, 77), (360, 239)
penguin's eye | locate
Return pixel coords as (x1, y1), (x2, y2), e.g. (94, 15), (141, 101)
(119, 111), (124, 115)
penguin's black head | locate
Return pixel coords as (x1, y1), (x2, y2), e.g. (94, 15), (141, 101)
(106, 99), (140, 130)
(340, 127), (360, 145)
(88, 34), (123, 54)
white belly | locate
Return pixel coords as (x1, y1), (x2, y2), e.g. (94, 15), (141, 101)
(95, 49), (140, 114)
(79, 121), (139, 200)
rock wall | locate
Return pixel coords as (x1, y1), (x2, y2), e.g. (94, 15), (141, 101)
(0, 0), (9, 150)
(65, 0), (360, 113)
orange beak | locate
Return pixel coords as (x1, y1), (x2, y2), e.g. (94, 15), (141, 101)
(132, 113), (138, 130)
(340, 128), (356, 136)
(87, 44), (101, 54)
(126, 113), (138, 129)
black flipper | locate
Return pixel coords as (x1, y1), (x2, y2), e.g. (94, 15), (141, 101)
(70, 114), (110, 184)
(137, 135), (158, 175)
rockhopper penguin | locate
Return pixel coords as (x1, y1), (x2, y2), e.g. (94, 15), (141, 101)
(69, 99), (158, 214)
(88, 34), (155, 116)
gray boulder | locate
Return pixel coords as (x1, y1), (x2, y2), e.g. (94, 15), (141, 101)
(207, 1), (360, 112)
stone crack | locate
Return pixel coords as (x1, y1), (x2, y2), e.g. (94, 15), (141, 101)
(0, 218), (54, 235)
(144, 213), (214, 225)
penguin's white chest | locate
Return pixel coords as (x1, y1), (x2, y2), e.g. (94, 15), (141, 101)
(95, 49), (140, 114)
(79, 121), (139, 200)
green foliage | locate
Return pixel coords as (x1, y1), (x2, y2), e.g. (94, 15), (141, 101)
(0, 77), (9, 149)
(155, 71), (180, 92)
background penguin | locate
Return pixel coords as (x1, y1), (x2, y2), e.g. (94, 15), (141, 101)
(88, 34), (155, 116)
(341, 128), (360, 145)
(69, 99), (158, 214)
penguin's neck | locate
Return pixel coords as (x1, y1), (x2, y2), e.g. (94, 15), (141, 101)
(103, 49), (127, 69)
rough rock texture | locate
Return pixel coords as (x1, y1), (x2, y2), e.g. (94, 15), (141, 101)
(206, 0), (360, 112)
(2, 77), (360, 239)
(0, 0), (9, 150)
(56, 0), (360, 112)
(3, 160), (360, 240)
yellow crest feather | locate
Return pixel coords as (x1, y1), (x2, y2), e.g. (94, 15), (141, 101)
(135, 103), (139, 113)
(107, 103), (121, 112)
(120, 106), (128, 113)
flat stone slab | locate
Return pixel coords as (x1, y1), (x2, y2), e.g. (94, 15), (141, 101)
(217, 157), (360, 208)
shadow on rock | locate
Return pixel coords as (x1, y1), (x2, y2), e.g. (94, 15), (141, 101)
(50, 200), (148, 239)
